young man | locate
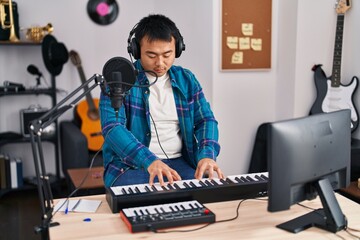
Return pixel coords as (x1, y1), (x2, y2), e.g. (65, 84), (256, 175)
(100, 14), (223, 187)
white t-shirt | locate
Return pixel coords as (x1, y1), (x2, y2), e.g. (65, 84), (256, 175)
(146, 72), (182, 159)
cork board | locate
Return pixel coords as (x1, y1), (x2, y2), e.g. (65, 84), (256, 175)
(221, 0), (272, 70)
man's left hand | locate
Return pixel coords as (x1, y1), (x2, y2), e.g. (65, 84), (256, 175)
(194, 158), (224, 179)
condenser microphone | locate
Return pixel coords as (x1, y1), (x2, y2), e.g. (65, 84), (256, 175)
(102, 57), (137, 118)
(27, 64), (43, 77)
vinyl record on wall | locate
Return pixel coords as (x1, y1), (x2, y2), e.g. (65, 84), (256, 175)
(87, 0), (119, 25)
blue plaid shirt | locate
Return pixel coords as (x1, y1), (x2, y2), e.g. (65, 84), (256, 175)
(100, 61), (220, 187)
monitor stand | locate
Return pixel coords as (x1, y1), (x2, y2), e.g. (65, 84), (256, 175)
(277, 178), (347, 233)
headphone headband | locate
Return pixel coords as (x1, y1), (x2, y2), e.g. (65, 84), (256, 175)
(127, 21), (185, 60)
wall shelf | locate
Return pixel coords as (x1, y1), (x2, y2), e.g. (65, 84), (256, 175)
(0, 44), (60, 197)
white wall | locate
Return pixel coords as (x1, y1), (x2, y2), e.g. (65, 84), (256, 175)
(213, 0), (360, 175)
(1, 0), (359, 178)
(0, 0), (213, 177)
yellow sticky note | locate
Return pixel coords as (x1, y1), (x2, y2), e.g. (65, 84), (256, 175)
(226, 36), (238, 49)
(242, 23), (253, 36)
(251, 38), (262, 51)
(231, 51), (243, 64)
(239, 37), (250, 50)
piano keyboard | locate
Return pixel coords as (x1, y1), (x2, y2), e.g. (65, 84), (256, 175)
(106, 172), (268, 213)
(120, 200), (216, 233)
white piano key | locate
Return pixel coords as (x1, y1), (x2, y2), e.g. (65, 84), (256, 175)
(144, 206), (157, 214)
(152, 183), (165, 191)
(110, 186), (124, 196)
(161, 204), (173, 213)
(122, 208), (135, 217)
(131, 184), (148, 193)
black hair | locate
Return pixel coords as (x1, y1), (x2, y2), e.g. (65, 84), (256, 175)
(134, 14), (181, 44)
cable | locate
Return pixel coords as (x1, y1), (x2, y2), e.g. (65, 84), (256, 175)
(51, 126), (115, 217)
(152, 198), (267, 233)
(297, 203), (360, 239)
(148, 110), (169, 160)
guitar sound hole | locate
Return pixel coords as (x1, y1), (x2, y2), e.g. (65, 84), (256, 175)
(88, 109), (100, 121)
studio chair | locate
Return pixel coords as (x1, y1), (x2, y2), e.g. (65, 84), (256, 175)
(60, 119), (103, 194)
(248, 123), (269, 174)
(350, 138), (360, 181)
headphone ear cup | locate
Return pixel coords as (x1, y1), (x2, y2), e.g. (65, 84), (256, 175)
(175, 37), (185, 58)
(129, 38), (141, 60)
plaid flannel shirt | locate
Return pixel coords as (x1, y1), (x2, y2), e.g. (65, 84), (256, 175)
(100, 61), (220, 187)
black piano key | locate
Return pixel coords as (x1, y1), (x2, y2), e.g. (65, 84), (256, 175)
(134, 209), (140, 216)
(134, 186), (141, 193)
(155, 208), (161, 214)
(240, 176), (249, 182)
(204, 180), (213, 186)
(246, 176), (255, 182)
(255, 175), (263, 181)
(225, 178), (233, 184)
(193, 202), (201, 208)
(121, 188), (127, 194)
(145, 186), (152, 192)
(183, 182), (191, 188)
(211, 179), (219, 185)
(128, 187), (134, 194)
(199, 181), (207, 187)
(151, 185), (158, 191)
(260, 174), (269, 180)
(221, 178), (231, 184)
(173, 183), (181, 190)
(234, 177), (244, 183)
(220, 178), (228, 184)
(189, 182), (197, 188)
(167, 184), (174, 190)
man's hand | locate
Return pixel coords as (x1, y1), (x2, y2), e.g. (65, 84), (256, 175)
(147, 160), (182, 186)
(195, 158), (224, 179)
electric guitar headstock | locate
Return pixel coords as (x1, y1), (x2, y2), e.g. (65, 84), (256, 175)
(335, 0), (351, 14)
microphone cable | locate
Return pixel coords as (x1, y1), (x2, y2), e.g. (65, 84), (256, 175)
(142, 94), (170, 160)
(52, 126), (115, 216)
(104, 69), (159, 90)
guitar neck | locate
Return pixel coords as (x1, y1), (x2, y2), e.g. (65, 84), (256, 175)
(331, 14), (345, 88)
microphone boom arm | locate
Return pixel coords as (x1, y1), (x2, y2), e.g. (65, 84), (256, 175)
(29, 73), (105, 240)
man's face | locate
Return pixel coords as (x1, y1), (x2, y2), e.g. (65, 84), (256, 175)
(139, 35), (176, 77)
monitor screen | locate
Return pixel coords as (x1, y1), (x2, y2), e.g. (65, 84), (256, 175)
(267, 109), (351, 233)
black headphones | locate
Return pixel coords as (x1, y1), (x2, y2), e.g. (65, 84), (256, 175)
(127, 23), (186, 60)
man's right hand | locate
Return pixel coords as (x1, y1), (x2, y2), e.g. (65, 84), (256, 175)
(147, 160), (182, 186)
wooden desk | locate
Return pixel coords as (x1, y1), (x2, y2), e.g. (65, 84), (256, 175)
(50, 193), (360, 240)
(67, 166), (104, 189)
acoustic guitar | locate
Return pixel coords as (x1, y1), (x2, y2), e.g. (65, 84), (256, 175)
(69, 50), (104, 151)
(309, 0), (359, 132)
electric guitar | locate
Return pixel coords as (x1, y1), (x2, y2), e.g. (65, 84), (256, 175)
(69, 50), (104, 151)
(310, 0), (359, 132)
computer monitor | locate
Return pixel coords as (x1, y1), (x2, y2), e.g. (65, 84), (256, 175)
(267, 109), (351, 233)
